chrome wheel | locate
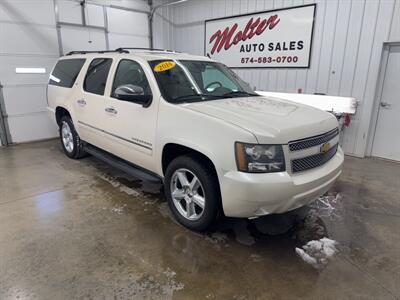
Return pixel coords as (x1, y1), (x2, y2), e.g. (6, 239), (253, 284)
(170, 168), (205, 221)
(61, 121), (74, 153)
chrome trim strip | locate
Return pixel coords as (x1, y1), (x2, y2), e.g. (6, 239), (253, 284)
(78, 121), (152, 150)
(79, 120), (100, 132)
(289, 135), (340, 160)
(291, 143), (339, 173)
(289, 127), (339, 152)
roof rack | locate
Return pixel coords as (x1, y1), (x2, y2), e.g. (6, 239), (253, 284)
(65, 48), (181, 56)
(115, 47), (180, 53)
(65, 49), (129, 56)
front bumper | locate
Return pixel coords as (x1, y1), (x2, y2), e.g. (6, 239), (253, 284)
(220, 146), (344, 218)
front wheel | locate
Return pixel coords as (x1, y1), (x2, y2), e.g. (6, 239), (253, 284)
(164, 155), (220, 231)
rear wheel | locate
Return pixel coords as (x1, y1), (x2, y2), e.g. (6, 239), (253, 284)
(165, 155), (220, 231)
(59, 115), (86, 159)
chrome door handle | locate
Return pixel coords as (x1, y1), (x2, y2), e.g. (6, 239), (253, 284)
(380, 101), (391, 108)
(77, 99), (86, 106)
(105, 107), (117, 114)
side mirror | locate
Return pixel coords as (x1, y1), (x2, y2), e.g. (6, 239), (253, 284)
(113, 84), (152, 107)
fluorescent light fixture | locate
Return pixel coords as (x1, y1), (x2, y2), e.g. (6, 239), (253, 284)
(15, 67), (46, 74)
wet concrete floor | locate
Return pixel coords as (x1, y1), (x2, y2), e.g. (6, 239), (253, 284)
(0, 140), (399, 299)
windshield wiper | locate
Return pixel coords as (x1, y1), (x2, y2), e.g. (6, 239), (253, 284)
(222, 91), (259, 97)
(173, 91), (259, 103)
(173, 94), (226, 102)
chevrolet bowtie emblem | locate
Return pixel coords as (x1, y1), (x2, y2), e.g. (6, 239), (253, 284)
(320, 142), (331, 153)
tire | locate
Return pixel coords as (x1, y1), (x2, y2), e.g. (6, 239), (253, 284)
(59, 115), (87, 159)
(164, 155), (220, 231)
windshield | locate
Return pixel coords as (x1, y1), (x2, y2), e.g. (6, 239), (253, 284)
(149, 60), (259, 103)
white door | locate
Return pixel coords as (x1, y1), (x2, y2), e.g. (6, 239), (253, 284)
(75, 58), (112, 150)
(372, 45), (400, 161)
(104, 59), (158, 173)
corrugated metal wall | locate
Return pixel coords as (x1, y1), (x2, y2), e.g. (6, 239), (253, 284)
(153, 0), (400, 157)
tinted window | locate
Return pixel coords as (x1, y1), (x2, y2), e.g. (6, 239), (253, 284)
(49, 59), (85, 88)
(84, 58), (112, 95)
(111, 59), (152, 97)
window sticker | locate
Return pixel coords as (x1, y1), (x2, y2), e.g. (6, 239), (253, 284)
(153, 61), (176, 72)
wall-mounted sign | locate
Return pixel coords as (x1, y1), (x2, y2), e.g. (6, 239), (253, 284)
(204, 4), (316, 68)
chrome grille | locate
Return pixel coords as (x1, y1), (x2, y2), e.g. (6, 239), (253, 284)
(291, 144), (338, 173)
(289, 128), (339, 152)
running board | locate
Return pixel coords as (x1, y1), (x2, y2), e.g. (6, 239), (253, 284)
(83, 143), (163, 184)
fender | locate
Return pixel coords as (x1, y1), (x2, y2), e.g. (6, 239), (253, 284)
(156, 138), (220, 178)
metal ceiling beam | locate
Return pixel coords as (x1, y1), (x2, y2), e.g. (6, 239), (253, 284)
(73, 0), (150, 15)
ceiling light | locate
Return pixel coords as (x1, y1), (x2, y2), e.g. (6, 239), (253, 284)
(15, 67), (46, 74)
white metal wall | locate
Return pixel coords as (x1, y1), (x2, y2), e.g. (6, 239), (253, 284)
(0, 0), (150, 144)
(153, 0), (400, 157)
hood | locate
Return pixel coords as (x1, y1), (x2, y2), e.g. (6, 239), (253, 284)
(182, 96), (338, 144)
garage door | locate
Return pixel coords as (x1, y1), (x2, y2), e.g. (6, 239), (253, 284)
(58, 4), (150, 55)
(60, 25), (107, 54)
(106, 7), (150, 49)
(0, 0), (59, 143)
(0, 0), (150, 144)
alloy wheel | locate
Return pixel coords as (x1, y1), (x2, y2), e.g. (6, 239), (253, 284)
(61, 121), (74, 153)
(170, 168), (206, 221)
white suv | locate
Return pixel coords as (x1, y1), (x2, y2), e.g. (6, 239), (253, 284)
(47, 48), (344, 231)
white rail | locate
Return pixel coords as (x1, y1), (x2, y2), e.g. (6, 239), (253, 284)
(256, 91), (357, 115)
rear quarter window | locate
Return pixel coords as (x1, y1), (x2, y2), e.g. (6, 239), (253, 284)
(49, 59), (85, 88)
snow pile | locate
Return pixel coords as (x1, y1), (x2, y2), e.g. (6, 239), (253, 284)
(310, 193), (342, 220)
(111, 204), (127, 214)
(295, 237), (338, 268)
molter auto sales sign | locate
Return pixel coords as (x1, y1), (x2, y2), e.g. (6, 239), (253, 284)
(205, 4), (316, 68)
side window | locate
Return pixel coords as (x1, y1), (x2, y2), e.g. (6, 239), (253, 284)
(84, 58), (112, 95)
(49, 59), (85, 88)
(111, 59), (152, 97)
(201, 65), (237, 91)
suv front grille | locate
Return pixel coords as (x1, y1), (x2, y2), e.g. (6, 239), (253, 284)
(291, 143), (338, 173)
(289, 128), (339, 152)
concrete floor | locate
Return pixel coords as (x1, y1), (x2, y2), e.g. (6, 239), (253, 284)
(0, 140), (399, 300)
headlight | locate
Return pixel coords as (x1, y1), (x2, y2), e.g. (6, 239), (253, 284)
(235, 142), (285, 173)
